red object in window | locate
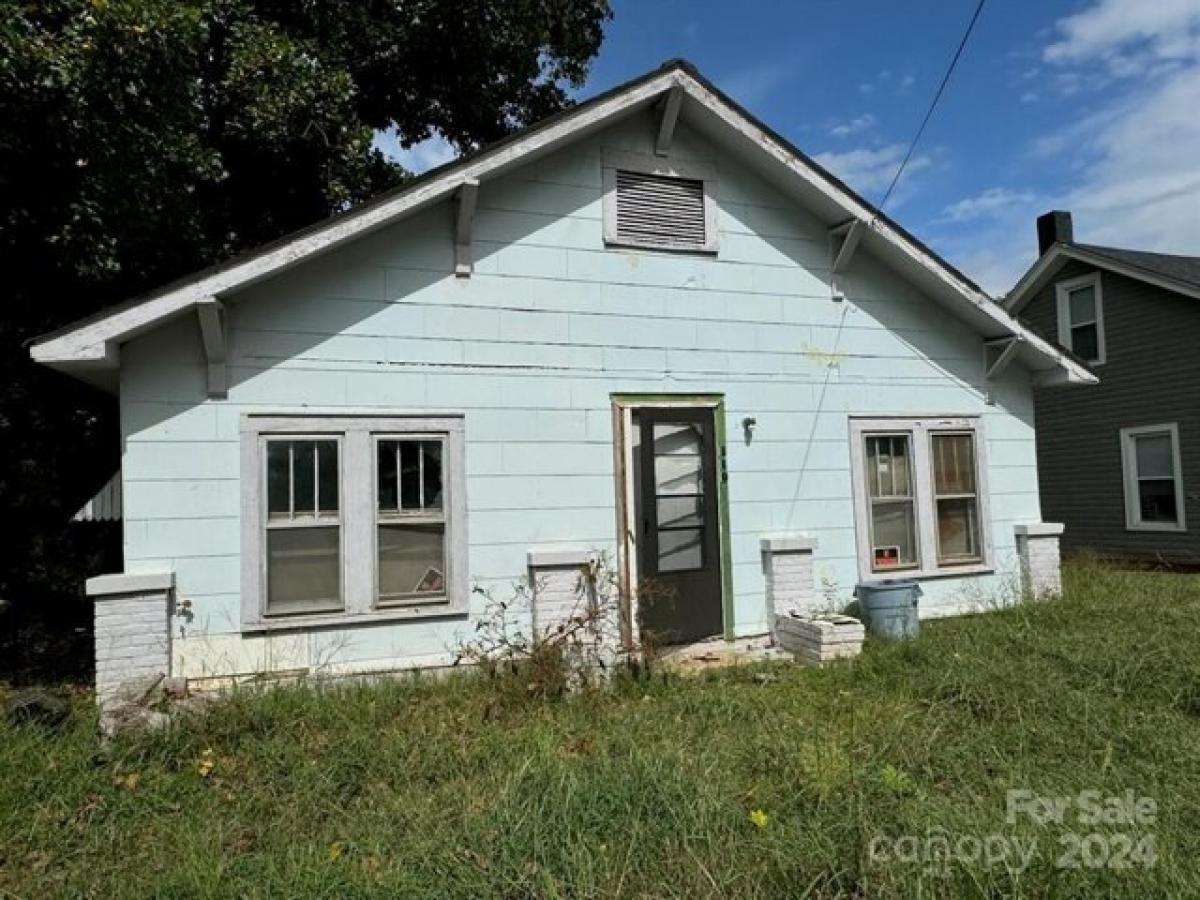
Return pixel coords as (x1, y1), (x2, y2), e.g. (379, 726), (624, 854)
(874, 547), (900, 568)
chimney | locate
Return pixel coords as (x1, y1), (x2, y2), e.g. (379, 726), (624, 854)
(1037, 210), (1073, 256)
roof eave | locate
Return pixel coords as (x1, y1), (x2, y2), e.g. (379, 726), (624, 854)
(30, 58), (1086, 386)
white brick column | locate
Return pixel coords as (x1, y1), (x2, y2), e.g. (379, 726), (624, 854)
(527, 547), (601, 636)
(1015, 523), (1065, 598)
(86, 572), (174, 716)
(527, 547), (617, 656)
(760, 534), (818, 634)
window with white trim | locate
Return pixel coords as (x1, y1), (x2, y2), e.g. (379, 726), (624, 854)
(850, 418), (991, 580)
(1056, 272), (1105, 364)
(241, 414), (467, 628)
(1120, 423), (1185, 532)
(602, 150), (718, 253)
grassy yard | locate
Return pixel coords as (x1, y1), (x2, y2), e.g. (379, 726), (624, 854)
(3, 562), (1200, 898)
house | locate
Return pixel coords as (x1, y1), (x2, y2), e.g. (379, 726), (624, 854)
(1005, 211), (1200, 563)
(30, 60), (1092, 710)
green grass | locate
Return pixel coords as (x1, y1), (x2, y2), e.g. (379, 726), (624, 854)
(4, 561), (1200, 898)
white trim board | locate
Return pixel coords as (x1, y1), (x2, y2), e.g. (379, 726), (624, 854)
(30, 60), (1093, 388)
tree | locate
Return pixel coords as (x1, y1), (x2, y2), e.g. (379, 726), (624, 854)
(0, 0), (611, 681)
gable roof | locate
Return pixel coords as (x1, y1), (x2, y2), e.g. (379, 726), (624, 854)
(1005, 242), (1200, 316)
(31, 59), (1094, 388)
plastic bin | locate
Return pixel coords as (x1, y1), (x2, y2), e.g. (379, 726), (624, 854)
(854, 579), (921, 639)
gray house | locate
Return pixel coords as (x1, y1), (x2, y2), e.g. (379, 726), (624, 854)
(1005, 212), (1200, 563)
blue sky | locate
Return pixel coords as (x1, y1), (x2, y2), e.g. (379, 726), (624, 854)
(380, 0), (1200, 295)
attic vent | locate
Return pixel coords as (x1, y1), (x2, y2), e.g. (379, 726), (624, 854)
(614, 170), (708, 249)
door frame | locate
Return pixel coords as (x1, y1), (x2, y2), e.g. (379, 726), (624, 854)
(611, 393), (734, 645)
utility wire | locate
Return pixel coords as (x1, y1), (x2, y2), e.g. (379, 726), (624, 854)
(873, 0), (988, 217)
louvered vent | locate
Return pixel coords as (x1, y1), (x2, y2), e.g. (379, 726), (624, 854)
(614, 170), (707, 248)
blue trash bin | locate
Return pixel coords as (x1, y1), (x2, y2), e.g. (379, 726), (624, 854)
(855, 579), (921, 639)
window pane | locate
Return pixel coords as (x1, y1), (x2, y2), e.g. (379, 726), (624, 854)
(936, 497), (981, 563)
(377, 441), (398, 512)
(422, 442), (443, 510)
(870, 500), (918, 570)
(317, 441), (338, 513)
(378, 523), (445, 599)
(1135, 433), (1173, 479)
(653, 422), (702, 454)
(399, 441), (421, 510)
(267, 442), (290, 517)
(658, 495), (702, 529)
(267, 526), (341, 614)
(866, 435), (912, 499)
(932, 433), (976, 495)
(1071, 323), (1099, 360)
(1138, 479), (1178, 523)
(658, 527), (702, 572)
(1068, 286), (1095, 323)
(655, 454), (702, 496)
(292, 441), (315, 515)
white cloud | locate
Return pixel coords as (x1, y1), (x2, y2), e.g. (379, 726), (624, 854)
(1040, 0), (1200, 253)
(373, 130), (458, 174)
(939, 187), (1036, 223)
(1044, 0), (1200, 69)
(813, 144), (932, 196)
(941, 0), (1200, 295)
(828, 114), (877, 138)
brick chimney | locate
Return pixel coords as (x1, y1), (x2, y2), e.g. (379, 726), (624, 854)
(1037, 211), (1073, 256)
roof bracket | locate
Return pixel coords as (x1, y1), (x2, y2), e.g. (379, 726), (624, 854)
(831, 219), (865, 274)
(829, 219), (866, 301)
(197, 297), (227, 398)
(455, 178), (480, 277)
(985, 335), (1022, 380)
(654, 86), (684, 156)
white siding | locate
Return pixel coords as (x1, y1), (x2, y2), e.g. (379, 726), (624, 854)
(118, 111), (1042, 681)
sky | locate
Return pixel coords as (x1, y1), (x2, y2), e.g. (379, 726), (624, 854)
(377, 0), (1200, 296)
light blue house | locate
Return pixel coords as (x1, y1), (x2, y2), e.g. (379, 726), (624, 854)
(32, 60), (1092, 702)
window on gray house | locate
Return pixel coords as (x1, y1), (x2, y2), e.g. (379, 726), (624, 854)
(1056, 273), (1105, 364)
(1120, 423), (1185, 532)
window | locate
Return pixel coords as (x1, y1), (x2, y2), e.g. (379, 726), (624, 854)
(241, 414), (466, 629)
(850, 418), (990, 580)
(1056, 272), (1105, 364)
(265, 438), (342, 615)
(602, 150), (718, 253)
(376, 437), (446, 603)
(1120, 423), (1185, 532)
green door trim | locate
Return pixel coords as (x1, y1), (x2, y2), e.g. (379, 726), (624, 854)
(611, 393), (734, 640)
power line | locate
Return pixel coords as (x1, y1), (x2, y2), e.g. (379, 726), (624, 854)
(874, 0), (988, 216)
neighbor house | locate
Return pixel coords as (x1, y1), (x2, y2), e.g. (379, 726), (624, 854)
(1005, 211), (1200, 563)
(31, 61), (1092, 710)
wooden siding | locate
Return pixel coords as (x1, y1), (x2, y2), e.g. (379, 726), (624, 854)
(118, 111), (1043, 679)
(1021, 259), (1200, 562)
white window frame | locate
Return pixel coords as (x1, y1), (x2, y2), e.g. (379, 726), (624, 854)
(1120, 422), (1186, 533)
(601, 149), (719, 254)
(241, 412), (467, 631)
(1056, 272), (1105, 364)
(849, 416), (993, 582)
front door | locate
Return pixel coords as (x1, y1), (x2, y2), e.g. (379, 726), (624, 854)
(634, 407), (723, 645)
